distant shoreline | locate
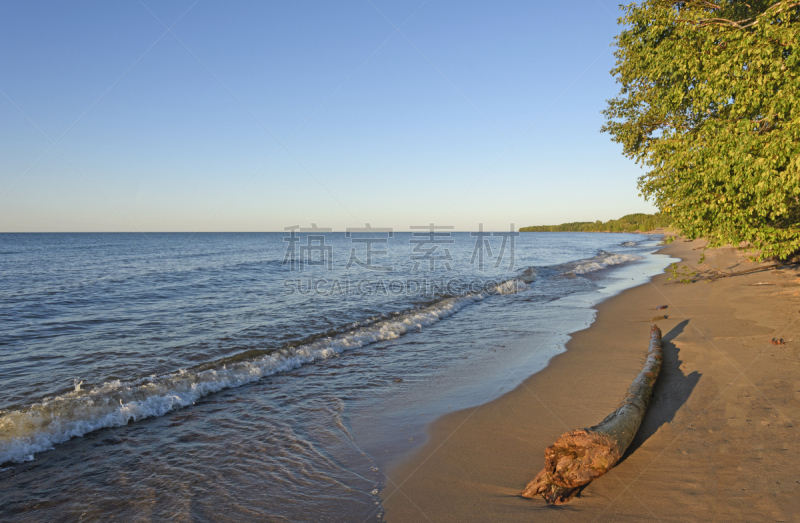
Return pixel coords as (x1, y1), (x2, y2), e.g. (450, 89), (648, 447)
(519, 213), (669, 234)
(520, 228), (667, 234)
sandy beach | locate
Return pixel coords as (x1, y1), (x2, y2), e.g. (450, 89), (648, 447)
(383, 239), (800, 522)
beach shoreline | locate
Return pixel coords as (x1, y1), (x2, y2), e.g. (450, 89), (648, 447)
(382, 239), (800, 521)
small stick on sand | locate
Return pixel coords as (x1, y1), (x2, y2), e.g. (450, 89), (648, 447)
(522, 325), (663, 504)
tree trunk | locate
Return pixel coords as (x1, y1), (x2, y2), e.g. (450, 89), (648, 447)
(522, 324), (663, 504)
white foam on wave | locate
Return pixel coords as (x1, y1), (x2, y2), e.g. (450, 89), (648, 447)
(0, 277), (528, 465)
(571, 253), (643, 275)
(494, 279), (528, 294)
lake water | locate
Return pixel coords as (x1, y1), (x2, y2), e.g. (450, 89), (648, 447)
(0, 231), (672, 521)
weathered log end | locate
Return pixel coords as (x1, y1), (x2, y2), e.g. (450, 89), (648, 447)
(521, 429), (620, 502)
(521, 470), (579, 504)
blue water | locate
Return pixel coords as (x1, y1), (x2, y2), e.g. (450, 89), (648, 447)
(0, 232), (669, 521)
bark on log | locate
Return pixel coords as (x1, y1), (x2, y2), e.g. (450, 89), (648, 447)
(522, 324), (663, 504)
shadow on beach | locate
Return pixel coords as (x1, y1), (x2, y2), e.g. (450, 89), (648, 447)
(622, 320), (701, 461)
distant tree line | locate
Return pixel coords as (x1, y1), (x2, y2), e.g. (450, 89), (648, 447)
(519, 213), (669, 233)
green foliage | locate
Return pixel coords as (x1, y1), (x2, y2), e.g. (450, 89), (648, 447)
(519, 213), (669, 232)
(666, 262), (696, 283)
(602, 1), (800, 260)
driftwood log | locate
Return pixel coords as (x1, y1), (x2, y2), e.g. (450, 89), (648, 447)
(522, 324), (663, 504)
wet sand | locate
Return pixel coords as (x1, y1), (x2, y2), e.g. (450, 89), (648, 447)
(383, 239), (800, 521)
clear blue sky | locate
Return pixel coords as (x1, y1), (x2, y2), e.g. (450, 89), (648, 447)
(0, 0), (656, 232)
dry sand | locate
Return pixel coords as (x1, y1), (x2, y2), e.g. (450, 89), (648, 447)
(382, 239), (800, 522)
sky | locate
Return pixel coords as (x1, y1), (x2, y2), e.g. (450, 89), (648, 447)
(0, 0), (656, 233)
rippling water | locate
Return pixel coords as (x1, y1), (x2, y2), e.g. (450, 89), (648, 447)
(0, 232), (670, 521)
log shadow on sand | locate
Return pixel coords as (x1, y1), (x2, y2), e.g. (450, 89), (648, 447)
(621, 320), (700, 461)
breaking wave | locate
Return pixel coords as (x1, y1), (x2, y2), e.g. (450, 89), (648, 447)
(0, 274), (533, 465)
(570, 252), (643, 275)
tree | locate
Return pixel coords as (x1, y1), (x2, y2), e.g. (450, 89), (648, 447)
(602, 1), (800, 260)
